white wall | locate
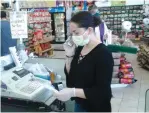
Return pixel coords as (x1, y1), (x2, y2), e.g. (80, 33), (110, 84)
(1, 0), (10, 2)
(145, 0), (149, 4)
(96, 0), (148, 7)
(126, 0), (144, 5)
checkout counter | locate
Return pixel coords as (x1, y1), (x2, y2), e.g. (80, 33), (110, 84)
(1, 56), (129, 112)
(1, 58), (66, 112)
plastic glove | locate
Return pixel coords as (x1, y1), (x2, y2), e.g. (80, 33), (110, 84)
(63, 37), (76, 57)
(45, 85), (59, 95)
(53, 88), (75, 102)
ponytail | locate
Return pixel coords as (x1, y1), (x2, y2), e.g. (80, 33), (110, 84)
(93, 16), (102, 28)
(70, 11), (102, 29)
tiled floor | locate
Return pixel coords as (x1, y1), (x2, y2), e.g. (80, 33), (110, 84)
(111, 54), (149, 112)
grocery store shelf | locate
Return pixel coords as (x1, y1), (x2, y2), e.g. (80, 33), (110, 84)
(42, 48), (53, 53)
(39, 38), (54, 44)
(29, 21), (52, 24)
(141, 37), (149, 42)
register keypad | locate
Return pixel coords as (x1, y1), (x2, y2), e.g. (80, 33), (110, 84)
(20, 81), (42, 94)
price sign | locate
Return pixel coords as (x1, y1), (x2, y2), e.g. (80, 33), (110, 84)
(10, 11), (28, 39)
(111, 0), (126, 6)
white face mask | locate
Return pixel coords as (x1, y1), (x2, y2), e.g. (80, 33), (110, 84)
(72, 31), (90, 46)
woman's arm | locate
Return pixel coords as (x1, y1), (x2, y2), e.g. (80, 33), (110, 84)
(63, 36), (76, 74)
(75, 88), (86, 99)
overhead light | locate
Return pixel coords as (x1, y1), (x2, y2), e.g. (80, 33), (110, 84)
(122, 21), (132, 32)
(143, 18), (149, 28)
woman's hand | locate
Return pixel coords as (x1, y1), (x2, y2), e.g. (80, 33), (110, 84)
(63, 37), (76, 57)
(53, 88), (75, 102)
(53, 88), (86, 102)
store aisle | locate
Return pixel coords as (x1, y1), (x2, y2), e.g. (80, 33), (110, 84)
(111, 54), (149, 112)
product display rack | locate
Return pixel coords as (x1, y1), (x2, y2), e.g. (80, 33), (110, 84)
(137, 45), (149, 71)
(21, 8), (54, 57)
(107, 43), (138, 85)
(99, 5), (144, 36)
(143, 4), (149, 38)
(112, 52), (137, 85)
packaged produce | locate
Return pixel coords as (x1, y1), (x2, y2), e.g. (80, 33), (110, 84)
(118, 72), (134, 79)
(112, 78), (137, 84)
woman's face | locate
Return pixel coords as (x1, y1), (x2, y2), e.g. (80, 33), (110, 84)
(70, 22), (93, 46)
(69, 22), (87, 36)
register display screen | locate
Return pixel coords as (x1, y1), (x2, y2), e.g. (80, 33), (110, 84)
(12, 76), (18, 81)
(13, 69), (30, 78)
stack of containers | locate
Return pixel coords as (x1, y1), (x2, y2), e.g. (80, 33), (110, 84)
(112, 52), (137, 84)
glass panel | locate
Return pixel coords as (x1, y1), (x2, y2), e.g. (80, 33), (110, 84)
(54, 13), (65, 42)
(145, 89), (149, 112)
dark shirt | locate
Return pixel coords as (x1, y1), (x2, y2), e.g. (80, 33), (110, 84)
(1, 20), (17, 56)
(64, 43), (114, 112)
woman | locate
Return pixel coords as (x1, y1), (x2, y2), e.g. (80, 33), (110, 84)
(88, 4), (109, 44)
(88, 4), (100, 17)
(54, 11), (114, 112)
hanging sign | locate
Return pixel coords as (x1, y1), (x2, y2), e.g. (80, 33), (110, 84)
(48, 7), (65, 13)
(72, 1), (87, 12)
(10, 11), (28, 39)
(111, 0), (126, 6)
(46, 1), (56, 7)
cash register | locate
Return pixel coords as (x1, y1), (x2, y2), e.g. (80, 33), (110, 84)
(1, 67), (66, 112)
(1, 67), (54, 102)
(1, 47), (65, 112)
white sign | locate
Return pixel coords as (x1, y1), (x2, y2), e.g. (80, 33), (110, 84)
(10, 11), (28, 39)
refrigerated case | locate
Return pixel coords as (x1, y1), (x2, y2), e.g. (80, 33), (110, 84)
(20, 8), (54, 57)
(49, 7), (67, 44)
(21, 7), (67, 45)
(53, 13), (66, 43)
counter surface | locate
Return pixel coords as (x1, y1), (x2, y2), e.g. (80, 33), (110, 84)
(26, 58), (66, 80)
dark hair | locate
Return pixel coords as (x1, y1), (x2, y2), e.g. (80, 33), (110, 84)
(1, 11), (6, 18)
(71, 11), (101, 29)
